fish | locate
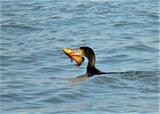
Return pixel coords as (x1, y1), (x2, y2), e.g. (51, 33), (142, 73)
(63, 48), (84, 66)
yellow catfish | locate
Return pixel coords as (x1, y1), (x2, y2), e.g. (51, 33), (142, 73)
(63, 48), (84, 66)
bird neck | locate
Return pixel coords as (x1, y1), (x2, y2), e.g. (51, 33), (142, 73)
(83, 48), (96, 67)
(87, 54), (95, 67)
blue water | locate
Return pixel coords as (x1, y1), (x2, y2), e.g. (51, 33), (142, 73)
(1, 0), (159, 114)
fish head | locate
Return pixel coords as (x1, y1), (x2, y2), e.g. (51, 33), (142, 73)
(63, 48), (85, 66)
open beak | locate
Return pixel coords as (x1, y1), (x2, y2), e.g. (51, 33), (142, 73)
(63, 48), (84, 66)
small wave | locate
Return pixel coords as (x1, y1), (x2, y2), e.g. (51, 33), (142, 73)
(2, 22), (38, 31)
(126, 44), (159, 52)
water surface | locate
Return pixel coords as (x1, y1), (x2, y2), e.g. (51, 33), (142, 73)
(1, 0), (159, 113)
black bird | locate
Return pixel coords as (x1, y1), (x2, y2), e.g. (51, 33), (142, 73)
(63, 47), (159, 84)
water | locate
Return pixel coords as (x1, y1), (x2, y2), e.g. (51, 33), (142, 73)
(1, 0), (159, 113)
